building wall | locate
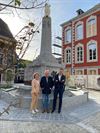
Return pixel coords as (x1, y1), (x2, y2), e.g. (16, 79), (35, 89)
(0, 41), (16, 84)
(62, 7), (100, 75)
(68, 75), (100, 90)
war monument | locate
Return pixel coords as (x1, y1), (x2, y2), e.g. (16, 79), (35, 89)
(24, 3), (63, 85)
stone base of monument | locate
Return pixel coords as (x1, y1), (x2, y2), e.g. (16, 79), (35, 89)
(0, 84), (89, 110)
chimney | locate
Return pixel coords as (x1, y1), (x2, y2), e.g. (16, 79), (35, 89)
(76, 9), (84, 16)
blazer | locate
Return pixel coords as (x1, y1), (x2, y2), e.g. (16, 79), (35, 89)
(40, 76), (54, 94)
(54, 74), (66, 91)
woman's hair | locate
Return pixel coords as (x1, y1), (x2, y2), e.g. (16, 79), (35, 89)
(33, 72), (39, 79)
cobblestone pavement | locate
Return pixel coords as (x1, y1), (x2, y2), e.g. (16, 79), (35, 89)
(0, 90), (100, 133)
(0, 99), (100, 123)
(77, 112), (100, 133)
(87, 89), (100, 104)
(0, 121), (90, 133)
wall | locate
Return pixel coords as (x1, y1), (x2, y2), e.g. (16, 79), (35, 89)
(62, 9), (100, 74)
(68, 75), (100, 90)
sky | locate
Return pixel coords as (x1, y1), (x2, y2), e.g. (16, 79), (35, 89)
(0, 0), (100, 61)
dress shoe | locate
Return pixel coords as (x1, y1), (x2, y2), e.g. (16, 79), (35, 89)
(51, 110), (55, 113)
(58, 110), (61, 114)
(42, 110), (45, 113)
(46, 109), (50, 113)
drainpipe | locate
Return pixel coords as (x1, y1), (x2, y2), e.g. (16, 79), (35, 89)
(71, 21), (75, 75)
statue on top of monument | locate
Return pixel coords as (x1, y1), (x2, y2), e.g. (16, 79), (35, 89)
(44, 3), (50, 17)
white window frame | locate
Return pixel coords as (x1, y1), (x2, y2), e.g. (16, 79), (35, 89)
(75, 21), (84, 41)
(65, 47), (71, 64)
(64, 26), (72, 44)
(87, 40), (98, 62)
(87, 68), (98, 75)
(75, 69), (84, 75)
(86, 15), (97, 38)
(75, 43), (84, 63)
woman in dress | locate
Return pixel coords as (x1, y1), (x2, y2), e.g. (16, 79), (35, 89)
(30, 72), (40, 114)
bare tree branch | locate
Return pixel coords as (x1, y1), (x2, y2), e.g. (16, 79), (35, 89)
(19, 21), (41, 59)
(0, 0), (14, 11)
(0, 21), (40, 74)
(0, 0), (45, 74)
(0, 0), (47, 10)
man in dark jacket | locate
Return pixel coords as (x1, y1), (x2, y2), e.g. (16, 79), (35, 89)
(52, 68), (66, 113)
(40, 69), (53, 113)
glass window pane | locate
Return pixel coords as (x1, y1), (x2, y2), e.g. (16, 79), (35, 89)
(66, 49), (71, 63)
(77, 46), (83, 62)
(88, 18), (96, 36)
(65, 29), (71, 43)
(76, 24), (83, 40)
(88, 43), (96, 61)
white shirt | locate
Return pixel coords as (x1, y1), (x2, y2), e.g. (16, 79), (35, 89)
(58, 75), (61, 81)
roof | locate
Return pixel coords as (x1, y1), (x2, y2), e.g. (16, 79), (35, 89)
(0, 18), (14, 39)
(61, 3), (100, 27)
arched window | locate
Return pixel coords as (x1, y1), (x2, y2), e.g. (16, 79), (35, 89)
(75, 22), (83, 40)
(75, 44), (84, 63)
(0, 48), (3, 65)
(86, 16), (97, 37)
(65, 48), (71, 64)
(65, 27), (71, 43)
(87, 40), (97, 62)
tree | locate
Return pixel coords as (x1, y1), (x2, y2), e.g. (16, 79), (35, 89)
(0, 0), (47, 74)
(0, 0), (47, 11)
(5, 70), (14, 85)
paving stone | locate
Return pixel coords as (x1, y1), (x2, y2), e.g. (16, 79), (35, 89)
(0, 90), (100, 133)
(0, 121), (90, 133)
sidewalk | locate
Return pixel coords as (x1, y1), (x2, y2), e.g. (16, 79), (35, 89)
(0, 89), (100, 133)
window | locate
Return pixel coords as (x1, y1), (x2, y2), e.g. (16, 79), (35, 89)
(75, 44), (84, 63)
(7, 49), (13, 65)
(86, 16), (97, 37)
(76, 23), (83, 40)
(88, 44), (96, 60)
(88, 69), (97, 75)
(75, 69), (84, 75)
(87, 40), (97, 62)
(65, 27), (71, 43)
(0, 48), (3, 65)
(65, 48), (71, 64)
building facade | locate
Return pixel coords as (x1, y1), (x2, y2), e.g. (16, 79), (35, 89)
(0, 18), (16, 84)
(61, 4), (100, 75)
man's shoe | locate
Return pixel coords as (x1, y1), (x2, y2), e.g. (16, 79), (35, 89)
(42, 110), (45, 113)
(58, 110), (61, 114)
(51, 110), (55, 113)
(47, 110), (50, 113)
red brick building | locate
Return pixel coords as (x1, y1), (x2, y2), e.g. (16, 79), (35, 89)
(61, 4), (100, 75)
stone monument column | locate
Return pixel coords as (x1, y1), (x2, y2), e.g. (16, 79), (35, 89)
(40, 3), (52, 56)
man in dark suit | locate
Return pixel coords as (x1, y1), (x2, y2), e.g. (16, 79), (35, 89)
(52, 68), (66, 113)
(40, 69), (53, 113)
